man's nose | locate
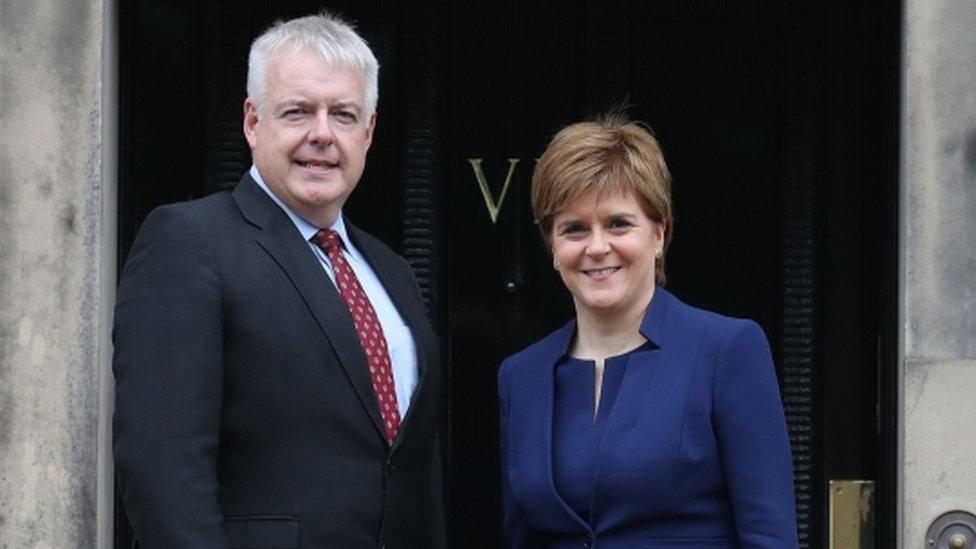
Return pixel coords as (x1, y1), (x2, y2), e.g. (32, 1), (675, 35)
(308, 111), (334, 145)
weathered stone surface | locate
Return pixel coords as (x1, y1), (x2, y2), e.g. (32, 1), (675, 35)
(902, 0), (976, 545)
(0, 2), (106, 547)
(903, 0), (976, 360)
(903, 360), (976, 544)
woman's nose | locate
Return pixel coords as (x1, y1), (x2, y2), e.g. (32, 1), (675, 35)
(586, 229), (610, 256)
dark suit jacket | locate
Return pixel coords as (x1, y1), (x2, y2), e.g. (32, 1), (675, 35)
(113, 174), (446, 549)
(498, 288), (797, 548)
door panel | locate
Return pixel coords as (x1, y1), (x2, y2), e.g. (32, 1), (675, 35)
(118, 2), (898, 547)
(446, 4), (807, 547)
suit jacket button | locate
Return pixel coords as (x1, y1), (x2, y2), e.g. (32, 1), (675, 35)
(583, 540), (592, 548)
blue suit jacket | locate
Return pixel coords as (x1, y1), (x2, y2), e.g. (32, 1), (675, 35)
(498, 288), (798, 548)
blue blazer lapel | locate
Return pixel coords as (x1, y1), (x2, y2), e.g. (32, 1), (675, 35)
(589, 288), (684, 524)
(605, 287), (675, 430)
(529, 320), (597, 533)
(231, 176), (387, 442)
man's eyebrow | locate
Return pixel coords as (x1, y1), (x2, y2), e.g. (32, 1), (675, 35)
(274, 99), (312, 111)
(331, 102), (363, 113)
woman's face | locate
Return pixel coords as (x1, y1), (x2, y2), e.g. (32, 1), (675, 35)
(550, 187), (664, 320)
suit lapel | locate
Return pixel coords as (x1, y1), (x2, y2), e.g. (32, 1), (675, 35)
(347, 224), (434, 450)
(232, 176), (386, 441)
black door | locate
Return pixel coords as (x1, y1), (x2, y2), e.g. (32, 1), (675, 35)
(119, 2), (899, 547)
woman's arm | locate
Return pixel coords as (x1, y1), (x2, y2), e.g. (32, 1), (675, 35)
(713, 320), (799, 548)
(498, 358), (547, 548)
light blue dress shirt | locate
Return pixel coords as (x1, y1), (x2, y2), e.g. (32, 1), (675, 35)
(250, 165), (419, 418)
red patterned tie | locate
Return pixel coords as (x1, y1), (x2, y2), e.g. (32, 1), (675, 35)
(312, 229), (401, 443)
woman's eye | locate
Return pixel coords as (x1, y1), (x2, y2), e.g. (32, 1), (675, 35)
(608, 219), (632, 229)
(560, 224), (585, 235)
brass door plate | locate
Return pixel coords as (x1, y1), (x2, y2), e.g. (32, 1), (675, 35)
(829, 480), (875, 548)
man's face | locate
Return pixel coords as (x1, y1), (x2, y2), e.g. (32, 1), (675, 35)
(244, 46), (375, 227)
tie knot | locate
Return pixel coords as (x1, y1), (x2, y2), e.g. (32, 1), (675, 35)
(312, 229), (342, 254)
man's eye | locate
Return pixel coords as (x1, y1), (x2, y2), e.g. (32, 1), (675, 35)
(282, 109), (305, 118)
(334, 111), (357, 123)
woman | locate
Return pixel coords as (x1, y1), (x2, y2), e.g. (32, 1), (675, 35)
(498, 116), (798, 548)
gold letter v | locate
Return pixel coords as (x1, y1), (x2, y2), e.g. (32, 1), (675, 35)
(467, 158), (520, 224)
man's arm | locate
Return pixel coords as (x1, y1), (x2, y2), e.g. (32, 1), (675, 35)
(404, 256), (449, 549)
(113, 204), (228, 548)
(427, 430), (449, 549)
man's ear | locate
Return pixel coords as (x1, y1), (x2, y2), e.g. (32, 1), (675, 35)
(363, 111), (377, 151)
(243, 98), (259, 149)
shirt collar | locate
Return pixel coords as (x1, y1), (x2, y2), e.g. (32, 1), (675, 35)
(249, 165), (352, 249)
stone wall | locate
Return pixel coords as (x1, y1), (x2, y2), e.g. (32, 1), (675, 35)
(0, 1), (114, 547)
(901, 0), (976, 545)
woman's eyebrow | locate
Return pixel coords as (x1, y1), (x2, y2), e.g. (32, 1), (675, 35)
(555, 218), (584, 229)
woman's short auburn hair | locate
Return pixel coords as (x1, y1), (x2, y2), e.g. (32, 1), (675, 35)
(531, 115), (674, 285)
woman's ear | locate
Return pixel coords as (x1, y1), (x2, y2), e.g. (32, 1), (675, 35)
(654, 220), (666, 247)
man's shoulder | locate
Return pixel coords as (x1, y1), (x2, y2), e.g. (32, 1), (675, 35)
(156, 190), (237, 220)
(348, 224), (394, 253)
(127, 191), (241, 258)
(140, 191), (239, 234)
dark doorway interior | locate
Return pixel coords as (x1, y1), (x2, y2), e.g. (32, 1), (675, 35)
(118, 2), (900, 547)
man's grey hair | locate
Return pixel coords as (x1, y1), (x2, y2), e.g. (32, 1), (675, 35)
(247, 11), (379, 117)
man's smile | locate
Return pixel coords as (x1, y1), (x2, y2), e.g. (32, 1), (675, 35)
(295, 158), (339, 171)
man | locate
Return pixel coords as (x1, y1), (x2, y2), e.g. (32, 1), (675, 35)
(113, 13), (445, 548)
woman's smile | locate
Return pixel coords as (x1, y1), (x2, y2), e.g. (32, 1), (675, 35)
(550, 188), (663, 319)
